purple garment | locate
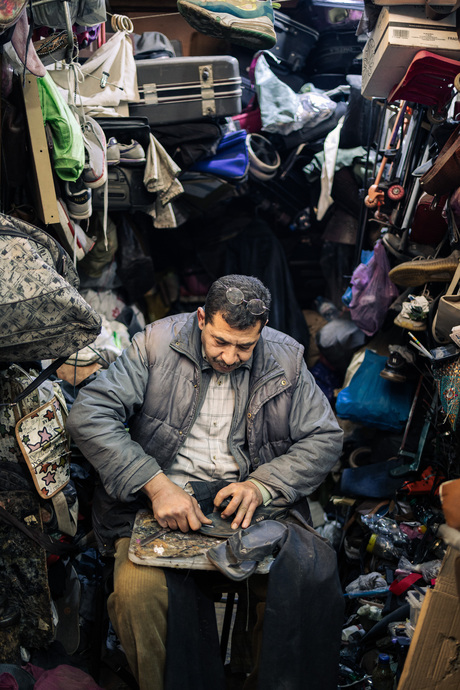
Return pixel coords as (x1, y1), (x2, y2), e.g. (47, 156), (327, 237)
(24, 663), (104, 689)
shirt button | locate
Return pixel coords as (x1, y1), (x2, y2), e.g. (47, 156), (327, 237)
(253, 457), (259, 466)
(179, 431), (183, 435)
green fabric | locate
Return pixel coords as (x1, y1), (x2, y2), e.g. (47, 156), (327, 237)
(37, 71), (85, 182)
(303, 146), (368, 184)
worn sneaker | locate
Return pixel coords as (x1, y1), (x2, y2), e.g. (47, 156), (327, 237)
(389, 250), (460, 287)
(64, 177), (92, 220)
(106, 138), (146, 166)
(380, 345), (415, 383)
(56, 198), (95, 261)
(82, 117), (107, 189)
(107, 137), (120, 166)
(394, 294), (431, 331)
(119, 140), (146, 165)
(177, 0), (277, 50)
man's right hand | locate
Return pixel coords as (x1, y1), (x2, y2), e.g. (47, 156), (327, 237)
(142, 473), (212, 532)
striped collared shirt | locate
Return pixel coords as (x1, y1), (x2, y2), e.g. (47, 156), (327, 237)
(166, 370), (240, 488)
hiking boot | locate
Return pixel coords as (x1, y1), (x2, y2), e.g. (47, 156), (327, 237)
(176, 0), (277, 50)
(82, 117), (107, 189)
(388, 250), (460, 286)
(64, 177), (92, 220)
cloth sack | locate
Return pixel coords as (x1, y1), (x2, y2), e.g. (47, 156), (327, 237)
(49, 30), (139, 108)
(432, 257), (460, 344)
(336, 349), (415, 431)
(0, 213), (102, 362)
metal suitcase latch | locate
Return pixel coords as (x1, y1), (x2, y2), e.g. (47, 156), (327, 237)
(199, 65), (215, 117)
(144, 83), (158, 105)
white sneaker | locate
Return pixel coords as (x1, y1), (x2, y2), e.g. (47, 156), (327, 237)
(82, 117), (108, 189)
(57, 198), (95, 261)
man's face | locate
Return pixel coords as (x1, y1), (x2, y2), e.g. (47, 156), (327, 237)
(197, 307), (264, 374)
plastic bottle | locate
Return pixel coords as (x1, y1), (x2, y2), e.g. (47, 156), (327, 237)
(371, 653), (395, 690)
(366, 533), (403, 560)
(361, 514), (409, 543)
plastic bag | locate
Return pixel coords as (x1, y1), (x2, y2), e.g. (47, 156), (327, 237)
(349, 240), (398, 336)
(254, 54), (336, 135)
(336, 349), (415, 430)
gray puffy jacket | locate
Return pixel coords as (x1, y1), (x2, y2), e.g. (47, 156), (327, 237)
(67, 312), (343, 553)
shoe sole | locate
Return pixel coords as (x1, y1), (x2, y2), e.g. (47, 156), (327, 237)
(389, 253), (460, 287)
(394, 313), (427, 330)
(380, 370), (407, 383)
(67, 205), (92, 220)
(177, 1), (276, 49)
(83, 165), (108, 189)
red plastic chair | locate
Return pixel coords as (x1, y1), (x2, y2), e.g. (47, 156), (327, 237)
(388, 50), (460, 115)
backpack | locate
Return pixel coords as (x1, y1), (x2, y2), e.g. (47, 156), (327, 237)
(0, 212), (102, 362)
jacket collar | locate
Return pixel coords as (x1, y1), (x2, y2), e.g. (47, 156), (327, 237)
(171, 311), (283, 381)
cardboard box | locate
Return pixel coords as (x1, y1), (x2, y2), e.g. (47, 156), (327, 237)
(398, 546), (460, 690)
(362, 6), (460, 99)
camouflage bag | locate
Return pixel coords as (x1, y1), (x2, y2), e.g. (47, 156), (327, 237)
(0, 212), (101, 362)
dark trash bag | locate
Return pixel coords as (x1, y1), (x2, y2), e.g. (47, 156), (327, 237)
(150, 121), (223, 170)
(115, 213), (155, 303)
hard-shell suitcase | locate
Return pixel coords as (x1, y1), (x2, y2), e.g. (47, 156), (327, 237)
(128, 56), (242, 125)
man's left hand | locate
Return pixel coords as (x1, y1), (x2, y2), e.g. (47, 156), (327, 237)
(214, 481), (263, 530)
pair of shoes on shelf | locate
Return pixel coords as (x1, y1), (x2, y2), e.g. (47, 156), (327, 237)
(107, 137), (146, 166)
(176, 0), (277, 50)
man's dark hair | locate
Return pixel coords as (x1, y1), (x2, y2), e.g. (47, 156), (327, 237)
(204, 275), (271, 331)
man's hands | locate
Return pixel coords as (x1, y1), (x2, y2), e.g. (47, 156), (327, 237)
(142, 473), (212, 532)
(214, 480), (263, 530)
